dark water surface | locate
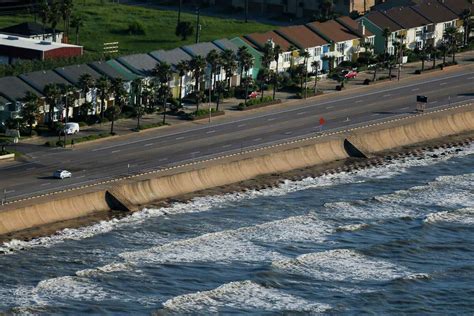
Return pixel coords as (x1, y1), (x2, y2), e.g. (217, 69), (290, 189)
(0, 144), (473, 314)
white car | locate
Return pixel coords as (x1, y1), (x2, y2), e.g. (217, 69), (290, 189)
(64, 122), (80, 135)
(53, 170), (72, 179)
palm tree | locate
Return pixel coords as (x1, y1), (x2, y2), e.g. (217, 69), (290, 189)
(438, 41), (449, 65)
(259, 42), (273, 100)
(188, 55), (206, 111)
(70, 14), (83, 45)
(60, 0), (73, 40)
(206, 49), (221, 100)
(299, 50), (310, 98)
(39, 0), (49, 40)
(272, 44), (282, 100)
(382, 27), (391, 56)
(311, 60), (320, 94)
(108, 78), (127, 134)
(175, 21), (194, 41)
(176, 60), (188, 109)
(220, 49), (237, 92)
(43, 83), (61, 126)
(131, 78), (145, 130)
(77, 73), (94, 103)
(429, 45), (438, 69)
(153, 62), (173, 124)
(460, 9), (472, 46)
(48, 1), (61, 42)
(59, 83), (76, 144)
(20, 92), (40, 136)
(96, 76), (111, 120)
(237, 46), (254, 106)
(319, 0), (333, 20)
(444, 26), (458, 64)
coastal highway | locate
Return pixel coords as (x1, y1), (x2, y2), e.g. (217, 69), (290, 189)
(0, 69), (473, 203)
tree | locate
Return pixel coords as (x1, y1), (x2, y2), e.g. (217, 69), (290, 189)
(176, 60), (188, 109)
(48, 0), (61, 42)
(188, 55), (206, 111)
(429, 45), (438, 69)
(256, 68), (270, 100)
(96, 76), (111, 120)
(299, 50), (310, 98)
(259, 42), (273, 100)
(108, 78), (127, 134)
(60, 0), (74, 39)
(178, 0), (182, 24)
(59, 83), (76, 145)
(311, 60), (320, 94)
(206, 49), (221, 106)
(319, 0), (334, 20)
(272, 44), (282, 100)
(70, 14), (83, 45)
(372, 53), (384, 82)
(39, 0), (50, 40)
(153, 62), (173, 124)
(20, 92), (40, 136)
(77, 73), (95, 115)
(43, 83), (61, 126)
(438, 41), (449, 65)
(175, 21), (194, 41)
(220, 49), (237, 92)
(444, 26), (458, 64)
(460, 8), (472, 46)
(382, 27), (391, 56)
(131, 78), (145, 130)
(237, 46), (254, 106)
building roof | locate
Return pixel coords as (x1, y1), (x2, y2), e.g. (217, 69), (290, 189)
(89, 61), (135, 81)
(440, 0), (473, 15)
(306, 20), (359, 43)
(363, 10), (404, 32)
(180, 42), (223, 58)
(382, 6), (432, 29)
(55, 64), (102, 86)
(336, 16), (375, 37)
(149, 48), (192, 69)
(0, 33), (81, 52)
(275, 25), (328, 49)
(106, 59), (141, 80)
(0, 76), (41, 101)
(116, 53), (158, 76)
(412, 1), (459, 23)
(19, 70), (70, 94)
(244, 31), (292, 51)
(212, 38), (240, 53)
(230, 37), (263, 56)
(0, 22), (58, 36)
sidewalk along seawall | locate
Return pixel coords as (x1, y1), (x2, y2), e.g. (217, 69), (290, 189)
(0, 104), (473, 237)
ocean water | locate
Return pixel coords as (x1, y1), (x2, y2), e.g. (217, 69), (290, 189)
(0, 143), (473, 314)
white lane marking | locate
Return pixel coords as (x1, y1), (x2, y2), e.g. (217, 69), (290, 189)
(222, 144), (232, 148)
(468, 77), (474, 80)
(77, 175), (85, 179)
(431, 100), (438, 104)
(284, 131), (293, 135)
(237, 124), (246, 128)
(371, 113), (380, 116)
(326, 106), (334, 109)
(401, 107), (410, 110)
(41, 183), (51, 186)
(26, 167), (36, 171)
(112, 150), (121, 154)
(144, 143), (154, 147)
(176, 136), (185, 140)
(5, 190), (15, 194)
(267, 118), (276, 121)
(440, 82), (448, 85)
(253, 138), (262, 142)
(206, 130), (216, 134)
(457, 95), (463, 98)
(297, 111), (306, 115)
(355, 100), (363, 103)
(383, 94), (392, 97)
(412, 88), (419, 91)
(159, 158), (168, 161)
(190, 151), (200, 155)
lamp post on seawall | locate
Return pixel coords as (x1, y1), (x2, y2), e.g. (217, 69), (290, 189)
(2, 189), (6, 206)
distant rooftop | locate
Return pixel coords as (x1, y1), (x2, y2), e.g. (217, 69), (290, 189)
(306, 20), (359, 43)
(150, 48), (192, 69)
(116, 53), (158, 76)
(19, 70), (70, 94)
(244, 31), (292, 51)
(0, 76), (42, 101)
(181, 42), (223, 58)
(55, 64), (101, 86)
(275, 25), (328, 49)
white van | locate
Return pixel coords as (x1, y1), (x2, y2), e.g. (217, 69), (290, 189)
(64, 122), (80, 135)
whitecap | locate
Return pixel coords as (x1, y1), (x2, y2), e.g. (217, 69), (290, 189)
(162, 280), (331, 313)
(424, 207), (474, 225)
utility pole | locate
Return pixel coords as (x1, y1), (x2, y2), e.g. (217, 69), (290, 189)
(195, 6), (201, 44)
(178, 0), (182, 24)
(397, 34), (404, 81)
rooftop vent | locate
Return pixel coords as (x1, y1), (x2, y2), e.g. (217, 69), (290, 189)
(39, 40), (52, 45)
(7, 36), (19, 40)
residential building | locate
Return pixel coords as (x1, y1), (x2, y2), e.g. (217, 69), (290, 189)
(212, 38), (243, 86)
(150, 47), (193, 98)
(181, 42), (225, 89)
(306, 19), (360, 67)
(411, 1), (460, 46)
(275, 25), (329, 72)
(0, 22), (64, 43)
(359, 10), (404, 54)
(244, 31), (293, 71)
(116, 53), (159, 78)
(0, 76), (42, 127)
(230, 37), (263, 80)
(0, 33), (82, 64)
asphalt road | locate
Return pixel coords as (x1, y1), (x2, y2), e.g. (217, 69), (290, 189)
(1, 69), (473, 203)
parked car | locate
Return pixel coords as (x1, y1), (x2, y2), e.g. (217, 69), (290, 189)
(343, 70), (358, 79)
(64, 122), (80, 135)
(248, 91), (259, 99)
(53, 170), (72, 179)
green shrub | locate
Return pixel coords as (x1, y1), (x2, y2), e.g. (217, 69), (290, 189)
(56, 140), (65, 147)
(127, 21), (146, 35)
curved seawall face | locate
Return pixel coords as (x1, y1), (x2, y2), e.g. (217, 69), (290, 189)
(0, 105), (473, 236)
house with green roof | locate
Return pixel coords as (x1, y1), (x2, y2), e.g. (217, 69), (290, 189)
(230, 37), (262, 80)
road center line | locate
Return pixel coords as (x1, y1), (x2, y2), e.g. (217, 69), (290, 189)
(355, 100), (363, 103)
(176, 136), (185, 140)
(297, 111), (306, 115)
(190, 151), (200, 155)
(411, 88), (420, 91)
(144, 143), (154, 147)
(440, 82), (447, 85)
(254, 138), (262, 141)
(383, 94), (392, 97)
(237, 124), (246, 127)
(40, 183), (50, 186)
(206, 130), (216, 134)
(326, 106), (334, 109)
(112, 150), (121, 154)
(267, 118), (276, 121)
(222, 144), (232, 148)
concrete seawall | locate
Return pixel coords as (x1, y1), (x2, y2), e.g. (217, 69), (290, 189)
(1, 104), (473, 236)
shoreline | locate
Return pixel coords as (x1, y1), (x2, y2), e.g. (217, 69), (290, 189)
(1, 131), (472, 245)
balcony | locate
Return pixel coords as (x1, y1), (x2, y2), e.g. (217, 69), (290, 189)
(424, 32), (435, 40)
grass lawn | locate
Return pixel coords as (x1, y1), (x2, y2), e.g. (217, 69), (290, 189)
(0, 0), (275, 55)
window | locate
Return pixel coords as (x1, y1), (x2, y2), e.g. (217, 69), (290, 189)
(337, 43), (345, 53)
(415, 30), (423, 37)
(283, 53), (290, 63)
(314, 47), (321, 56)
(444, 22), (453, 30)
(388, 46), (395, 55)
(416, 41), (423, 49)
(336, 56), (344, 65)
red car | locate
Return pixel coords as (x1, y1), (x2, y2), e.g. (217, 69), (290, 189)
(248, 91), (259, 99)
(343, 70), (358, 79)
